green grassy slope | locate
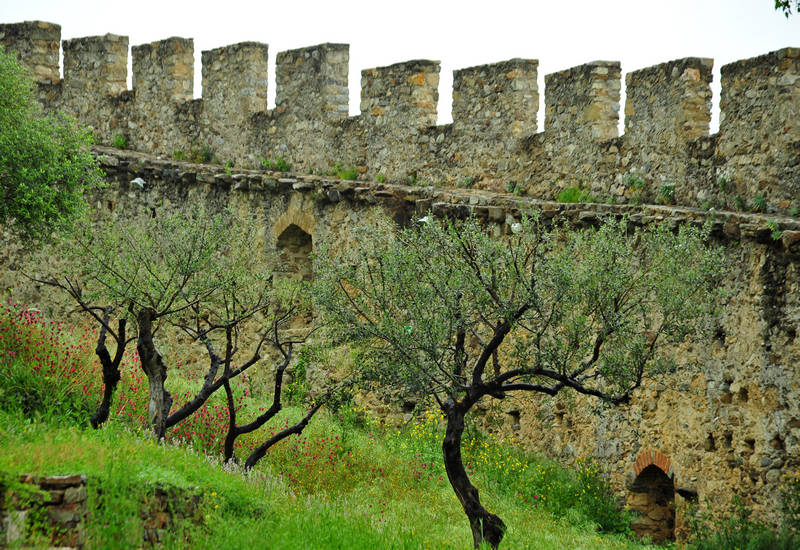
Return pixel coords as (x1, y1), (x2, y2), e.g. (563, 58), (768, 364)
(0, 303), (657, 549)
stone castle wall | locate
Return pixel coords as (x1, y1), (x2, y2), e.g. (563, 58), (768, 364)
(1, 20), (800, 541)
(3, 146), (798, 540)
(1, 21), (798, 214)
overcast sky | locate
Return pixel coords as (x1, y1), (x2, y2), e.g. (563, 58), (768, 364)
(4, 0), (798, 131)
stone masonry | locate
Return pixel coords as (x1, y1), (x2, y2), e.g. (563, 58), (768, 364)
(1, 20), (800, 541)
(3, 146), (797, 540)
(1, 474), (88, 548)
(0, 21), (798, 213)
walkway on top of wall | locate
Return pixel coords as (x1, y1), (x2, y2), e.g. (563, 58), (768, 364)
(93, 145), (800, 254)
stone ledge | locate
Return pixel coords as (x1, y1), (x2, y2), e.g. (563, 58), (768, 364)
(92, 146), (800, 251)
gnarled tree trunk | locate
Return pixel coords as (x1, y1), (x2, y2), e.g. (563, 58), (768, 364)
(136, 308), (172, 439)
(90, 312), (126, 429)
(442, 399), (506, 549)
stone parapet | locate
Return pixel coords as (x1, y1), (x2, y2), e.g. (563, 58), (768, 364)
(132, 37), (194, 104)
(718, 47), (800, 210)
(276, 43), (349, 120)
(0, 20), (60, 84)
(545, 60), (621, 142)
(452, 58), (538, 137)
(0, 21), (798, 211)
(360, 59), (440, 128)
(63, 34), (128, 99)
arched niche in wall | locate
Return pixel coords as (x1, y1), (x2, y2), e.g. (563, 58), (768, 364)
(276, 223), (313, 283)
(627, 449), (675, 543)
(275, 222), (313, 329)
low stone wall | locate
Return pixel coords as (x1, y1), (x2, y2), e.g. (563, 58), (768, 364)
(1, 473), (88, 548)
(0, 472), (201, 548)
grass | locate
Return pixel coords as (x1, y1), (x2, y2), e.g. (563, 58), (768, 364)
(172, 145), (216, 164)
(556, 186), (595, 203)
(327, 162), (358, 180)
(111, 134), (127, 149)
(0, 303), (658, 549)
(0, 412), (653, 550)
(262, 156), (292, 173)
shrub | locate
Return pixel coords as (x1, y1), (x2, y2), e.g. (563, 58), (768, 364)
(0, 46), (103, 243)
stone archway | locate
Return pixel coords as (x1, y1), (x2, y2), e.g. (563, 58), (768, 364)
(275, 222), (313, 329)
(627, 449), (675, 543)
(276, 223), (313, 282)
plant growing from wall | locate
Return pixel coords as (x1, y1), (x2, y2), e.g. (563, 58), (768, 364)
(716, 172), (732, 194)
(766, 219), (783, 241)
(0, 46), (103, 244)
(329, 162), (358, 181)
(182, 145), (216, 164)
(314, 213), (724, 549)
(751, 194), (767, 213)
(624, 173), (647, 205)
(111, 134), (128, 150)
(557, 185), (595, 203)
(262, 156), (291, 172)
(657, 183), (676, 205)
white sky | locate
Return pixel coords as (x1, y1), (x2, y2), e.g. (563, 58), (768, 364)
(4, 0), (798, 132)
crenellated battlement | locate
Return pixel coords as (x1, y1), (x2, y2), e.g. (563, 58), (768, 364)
(452, 58), (538, 137)
(1, 20), (798, 213)
(361, 59), (440, 128)
(276, 43), (349, 120)
(546, 60), (621, 142)
(132, 37), (194, 104)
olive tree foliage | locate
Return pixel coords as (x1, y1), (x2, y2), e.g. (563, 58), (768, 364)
(313, 214), (724, 549)
(37, 206), (322, 468)
(0, 46), (102, 244)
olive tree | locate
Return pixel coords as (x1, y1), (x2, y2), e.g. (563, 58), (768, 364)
(37, 206), (324, 468)
(0, 46), (102, 244)
(313, 213), (724, 549)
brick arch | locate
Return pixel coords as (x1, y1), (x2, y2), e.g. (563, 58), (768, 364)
(633, 448), (672, 478)
(273, 205), (315, 243)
